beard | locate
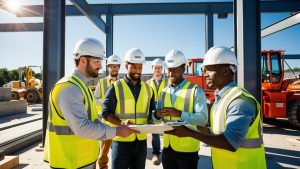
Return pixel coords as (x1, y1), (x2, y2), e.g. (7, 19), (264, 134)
(169, 77), (179, 84)
(129, 72), (141, 81)
(110, 71), (118, 77)
(168, 75), (183, 85)
(86, 63), (98, 78)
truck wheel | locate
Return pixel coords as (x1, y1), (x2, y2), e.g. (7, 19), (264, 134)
(24, 89), (39, 103)
(287, 100), (300, 128)
(11, 91), (19, 100)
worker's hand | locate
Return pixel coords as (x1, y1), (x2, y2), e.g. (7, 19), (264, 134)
(162, 107), (182, 117)
(165, 126), (192, 137)
(156, 108), (165, 117)
(116, 126), (140, 138)
(120, 119), (133, 126)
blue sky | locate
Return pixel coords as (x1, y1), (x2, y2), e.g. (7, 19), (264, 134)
(0, 0), (299, 75)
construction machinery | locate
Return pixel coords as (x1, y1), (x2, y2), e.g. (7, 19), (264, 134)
(185, 58), (215, 104)
(262, 50), (300, 127)
(186, 50), (300, 128)
(10, 66), (43, 103)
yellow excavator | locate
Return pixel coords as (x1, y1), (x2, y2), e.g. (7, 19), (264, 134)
(10, 66), (43, 103)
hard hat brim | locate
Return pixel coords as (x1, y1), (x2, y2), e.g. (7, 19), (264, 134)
(166, 62), (186, 68)
(125, 60), (145, 64)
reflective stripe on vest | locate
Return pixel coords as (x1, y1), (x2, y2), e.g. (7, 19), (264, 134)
(44, 74), (99, 169)
(146, 78), (168, 101)
(161, 82), (194, 113)
(210, 86), (266, 169)
(113, 79), (152, 142)
(161, 81), (200, 152)
(47, 121), (74, 135)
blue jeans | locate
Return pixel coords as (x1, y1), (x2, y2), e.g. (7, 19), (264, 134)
(111, 140), (147, 169)
(152, 134), (161, 155)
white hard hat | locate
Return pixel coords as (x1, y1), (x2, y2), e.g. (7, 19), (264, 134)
(151, 58), (165, 67)
(124, 48), (145, 64)
(165, 50), (186, 68)
(202, 46), (238, 67)
(72, 38), (105, 59)
(107, 55), (121, 65)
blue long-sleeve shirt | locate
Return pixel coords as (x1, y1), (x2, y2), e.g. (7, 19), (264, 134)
(154, 79), (208, 126)
(213, 81), (257, 150)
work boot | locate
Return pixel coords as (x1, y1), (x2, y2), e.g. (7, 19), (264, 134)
(152, 154), (161, 165)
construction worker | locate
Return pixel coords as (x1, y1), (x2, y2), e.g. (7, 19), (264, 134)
(94, 54), (122, 169)
(166, 46), (267, 169)
(153, 50), (208, 169)
(43, 38), (139, 169)
(146, 58), (168, 165)
(101, 48), (156, 169)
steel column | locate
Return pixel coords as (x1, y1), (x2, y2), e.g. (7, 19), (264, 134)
(106, 6), (113, 57)
(205, 13), (214, 51)
(236, 0), (261, 101)
(233, 0), (237, 56)
(106, 5), (113, 76)
(42, 0), (65, 145)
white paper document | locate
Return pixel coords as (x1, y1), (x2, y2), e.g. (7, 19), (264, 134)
(128, 122), (190, 134)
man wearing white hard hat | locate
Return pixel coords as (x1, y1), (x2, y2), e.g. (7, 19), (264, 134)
(94, 54), (122, 169)
(153, 50), (208, 169)
(166, 46), (266, 169)
(102, 48), (156, 169)
(43, 38), (138, 169)
(146, 58), (169, 165)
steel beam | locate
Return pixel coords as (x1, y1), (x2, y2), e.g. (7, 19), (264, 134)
(42, 0), (65, 145)
(284, 54), (300, 59)
(205, 13), (214, 51)
(145, 56), (165, 61)
(69, 0), (106, 33)
(236, 0), (261, 101)
(261, 13), (300, 38)
(14, 1), (300, 17)
(0, 23), (43, 32)
(260, 0), (300, 13)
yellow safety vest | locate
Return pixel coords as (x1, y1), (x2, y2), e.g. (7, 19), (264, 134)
(210, 86), (266, 169)
(161, 81), (200, 152)
(113, 79), (152, 142)
(96, 77), (114, 125)
(96, 77), (112, 112)
(44, 74), (99, 169)
(146, 77), (169, 102)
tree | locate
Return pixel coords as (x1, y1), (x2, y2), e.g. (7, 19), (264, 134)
(8, 69), (19, 81)
(0, 68), (42, 87)
(35, 72), (42, 80)
(0, 68), (9, 87)
(285, 67), (300, 72)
